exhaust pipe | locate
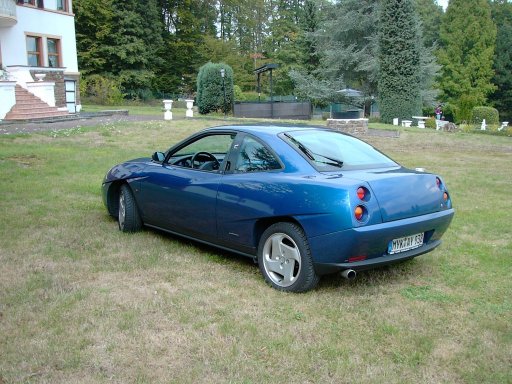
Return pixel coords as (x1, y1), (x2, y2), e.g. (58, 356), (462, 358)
(341, 269), (356, 280)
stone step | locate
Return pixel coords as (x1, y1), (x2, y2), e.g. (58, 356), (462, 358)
(5, 85), (69, 121)
(10, 104), (61, 112)
(5, 110), (69, 120)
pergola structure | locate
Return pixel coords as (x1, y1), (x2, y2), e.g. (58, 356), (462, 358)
(254, 63), (279, 103)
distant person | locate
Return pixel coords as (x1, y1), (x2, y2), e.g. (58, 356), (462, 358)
(435, 105), (443, 120)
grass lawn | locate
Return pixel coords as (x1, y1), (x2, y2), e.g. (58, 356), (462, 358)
(0, 119), (511, 383)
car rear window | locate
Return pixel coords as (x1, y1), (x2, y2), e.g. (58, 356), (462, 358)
(283, 130), (397, 171)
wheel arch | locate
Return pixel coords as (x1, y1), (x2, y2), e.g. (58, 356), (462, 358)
(253, 216), (305, 248)
(105, 180), (124, 217)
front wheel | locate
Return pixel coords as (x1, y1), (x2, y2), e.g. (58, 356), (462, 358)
(257, 222), (320, 292)
(118, 184), (142, 232)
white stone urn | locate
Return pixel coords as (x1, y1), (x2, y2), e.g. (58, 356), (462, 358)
(35, 73), (46, 82)
(185, 99), (194, 118)
(163, 100), (173, 120)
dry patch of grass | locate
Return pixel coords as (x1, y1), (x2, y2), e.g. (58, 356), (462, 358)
(0, 120), (511, 383)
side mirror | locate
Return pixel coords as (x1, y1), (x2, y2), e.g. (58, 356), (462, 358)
(152, 152), (165, 162)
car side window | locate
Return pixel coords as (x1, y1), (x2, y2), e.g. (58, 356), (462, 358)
(234, 136), (281, 173)
(169, 134), (235, 171)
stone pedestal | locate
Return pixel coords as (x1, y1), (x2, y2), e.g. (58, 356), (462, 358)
(163, 100), (173, 120)
(185, 99), (194, 118)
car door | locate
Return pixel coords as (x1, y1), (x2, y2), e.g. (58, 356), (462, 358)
(217, 134), (284, 250)
(140, 132), (236, 241)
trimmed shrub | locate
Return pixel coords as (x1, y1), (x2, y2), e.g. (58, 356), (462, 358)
(377, 0), (422, 123)
(196, 62), (234, 115)
(471, 106), (499, 125)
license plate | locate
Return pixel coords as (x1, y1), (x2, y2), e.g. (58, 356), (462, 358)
(388, 233), (424, 254)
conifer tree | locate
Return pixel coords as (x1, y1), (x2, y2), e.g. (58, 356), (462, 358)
(437, 0), (496, 121)
(299, 0), (321, 75)
(196, 63), (234, 115)
(414, 0), (444, 48)
(489, 0), (512, 121)
(378, 0), (422, 123)
(319, 0), (379, 95)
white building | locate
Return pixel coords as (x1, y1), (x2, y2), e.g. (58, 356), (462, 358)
(0, 0), (80, 120)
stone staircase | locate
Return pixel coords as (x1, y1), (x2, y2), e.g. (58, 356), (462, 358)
(4, 85), (69, 120)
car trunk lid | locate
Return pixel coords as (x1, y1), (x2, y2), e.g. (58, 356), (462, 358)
(342, 168), (443, 222)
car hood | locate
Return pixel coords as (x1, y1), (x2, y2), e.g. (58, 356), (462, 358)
(332, 167), (448, 222)
(104, 158), (151, 182)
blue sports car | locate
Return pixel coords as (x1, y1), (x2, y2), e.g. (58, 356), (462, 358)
(102, 125), (454, 292)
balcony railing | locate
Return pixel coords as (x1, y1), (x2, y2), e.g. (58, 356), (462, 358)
(0, 0), (16, 27)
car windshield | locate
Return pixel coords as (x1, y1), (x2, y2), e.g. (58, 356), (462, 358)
(283, 130), (397, 171)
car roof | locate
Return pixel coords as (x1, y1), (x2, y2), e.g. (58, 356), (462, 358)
(204, 124), (325, 137)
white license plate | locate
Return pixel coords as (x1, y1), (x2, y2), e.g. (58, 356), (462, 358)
(388, 233), (424, 254)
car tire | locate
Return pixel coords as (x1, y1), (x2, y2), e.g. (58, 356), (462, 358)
(258, 222), (320, 292)
(118, 184), (142, 232)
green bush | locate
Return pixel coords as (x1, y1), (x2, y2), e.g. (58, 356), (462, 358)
(196, 62), (234, 115)
(233, 86), (267, 102)
(471, 106), (499, 125)
(234, 85), (244, 101)
(239, 91), (266, 102)
(425, 117), (437, 129)
(422, 106), (435, 118)
(81, 74), (124, 105)
(422, 103), (457, 122)
(442, 103), (457, 123)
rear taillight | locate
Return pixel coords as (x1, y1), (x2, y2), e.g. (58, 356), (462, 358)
(356, 186), (370, 202)
(443, 192), (449, 201)
(355, 205), (365, 221)
(436, 177), (442, 188)
(355, 186), (370, 222)
(357, 187), (366, 200)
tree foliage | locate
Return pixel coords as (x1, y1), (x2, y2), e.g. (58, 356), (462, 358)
(73, 0), (510, 117)
(437, 0), (497, 122)
(378, 0), (422, 123)
(75, 0), (164, 99)
(318, 0), (379, 96)
(414, 0), (443, 48)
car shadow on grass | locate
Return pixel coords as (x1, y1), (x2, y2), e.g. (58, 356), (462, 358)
(148, 226), (423, 292)
(318, 259), (421, 292)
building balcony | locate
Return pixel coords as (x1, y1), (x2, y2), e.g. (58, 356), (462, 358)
(0, 0), (17, 27)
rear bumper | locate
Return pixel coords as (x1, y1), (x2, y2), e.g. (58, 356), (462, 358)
(310, 209), (454, 275)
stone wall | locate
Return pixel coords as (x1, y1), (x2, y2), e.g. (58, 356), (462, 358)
(29, 69), (65, 107)
(28, 70), (81, 109)
(326, 118), (369, 135)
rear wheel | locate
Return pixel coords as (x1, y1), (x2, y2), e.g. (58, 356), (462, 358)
(118, 184), (142, 232)
(257, 222), (320, 292)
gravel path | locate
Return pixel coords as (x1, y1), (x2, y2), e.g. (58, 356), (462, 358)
(0, 114), (166, 135)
